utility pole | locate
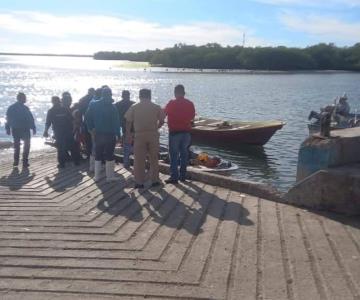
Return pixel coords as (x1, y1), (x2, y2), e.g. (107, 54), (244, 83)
(242, 32), (246, 47)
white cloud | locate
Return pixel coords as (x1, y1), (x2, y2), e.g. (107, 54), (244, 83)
(254, 0), (360, 7)
(280, 12), (360, 43)
(0, 11), (268, 54)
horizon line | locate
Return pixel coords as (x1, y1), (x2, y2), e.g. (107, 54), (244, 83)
(0, 52), (93, 57)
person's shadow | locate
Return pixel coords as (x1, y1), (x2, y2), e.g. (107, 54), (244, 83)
(141, 181), (254, 236)
(0, 167), (36, 191)
(45, 166), (84, 192)
(96, 166), (144, 222)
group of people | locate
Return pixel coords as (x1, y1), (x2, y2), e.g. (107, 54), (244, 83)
(5, 84), (195, 188)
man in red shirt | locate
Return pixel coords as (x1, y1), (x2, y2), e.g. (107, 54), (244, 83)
(164, 85), (195, 184)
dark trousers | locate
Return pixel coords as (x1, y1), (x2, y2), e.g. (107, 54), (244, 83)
(84, 131), (92, 157)
(95, 133), (116, 161)
(55, 133), (80, 166)
(81, 123), (92, 157)
(12, 128), (31, 164)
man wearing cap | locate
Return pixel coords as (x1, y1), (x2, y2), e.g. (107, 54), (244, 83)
(85, 87), (121, 181)
(5, 92), (36, 167)
(124, 89), (165, 188)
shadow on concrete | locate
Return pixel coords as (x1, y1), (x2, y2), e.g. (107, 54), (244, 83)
(97, 189), (144, 222)
(311, 209), (360, 230)
(45, 165), (84, 192)
(0, 167), (36, 191)
(96, 168), (144, 222)
(141, 180), (254, 235)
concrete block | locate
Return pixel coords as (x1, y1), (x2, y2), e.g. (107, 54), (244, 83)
(297, 127), (360, 181)
(286, 164), (360, 215)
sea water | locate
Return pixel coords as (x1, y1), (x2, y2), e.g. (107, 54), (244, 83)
(1, 55), (359, 191)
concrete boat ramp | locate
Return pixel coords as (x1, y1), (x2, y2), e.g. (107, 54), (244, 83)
(0, 152), (359, 300)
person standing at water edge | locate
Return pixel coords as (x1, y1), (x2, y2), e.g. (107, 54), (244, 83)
(77, 88), (96, 158)
(61, 91), (73, 110)
(85, 87), (120, 182)
(86, 87), (103, 172)
(43, 96), (80, 168)
(5, 92), (36, 167)
(78, 88), (96, 114)
(125, 89), (165, 188)
(115, 90), (135, 170)
(164, 85), (195, 184)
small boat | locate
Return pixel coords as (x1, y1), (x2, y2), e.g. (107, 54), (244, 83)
(308, 119), (356, 135)
(190, 117), (285, 146)
(307, 93), (360, 134)
(308, 109), (360, 135)
(308, 117), (360, 134)
(160, 145), (239, 175)
(188, 146), (239, 174)
(115, 144), (239, 175)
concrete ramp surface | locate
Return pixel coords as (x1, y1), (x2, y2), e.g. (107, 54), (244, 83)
(0, 152), (359, 299)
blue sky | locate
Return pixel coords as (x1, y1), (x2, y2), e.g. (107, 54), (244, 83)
(0, 0), (359, 54)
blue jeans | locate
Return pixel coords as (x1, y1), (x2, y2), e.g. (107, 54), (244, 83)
(169, 132), (191, 180)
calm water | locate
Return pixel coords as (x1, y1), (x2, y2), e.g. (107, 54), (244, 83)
(1, 55), (360, 191)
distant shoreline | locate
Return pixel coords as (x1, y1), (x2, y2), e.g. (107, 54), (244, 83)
(146, 68), (358, 75)
(0, 52), (359, 74)
(94, 43), (360, 72)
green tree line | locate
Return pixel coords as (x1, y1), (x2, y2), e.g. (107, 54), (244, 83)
(94, 43), (360, 71)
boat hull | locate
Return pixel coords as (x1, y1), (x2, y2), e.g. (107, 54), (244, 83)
(190, 119), (284, 146)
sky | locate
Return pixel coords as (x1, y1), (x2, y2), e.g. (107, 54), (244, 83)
(0, 0), (359, 54)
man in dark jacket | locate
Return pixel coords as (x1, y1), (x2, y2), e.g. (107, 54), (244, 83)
(78, 88), (96, 115)
(5, 92), (36, 167)
(43, 96), (80, 168)
(115, 90), (134, 169)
